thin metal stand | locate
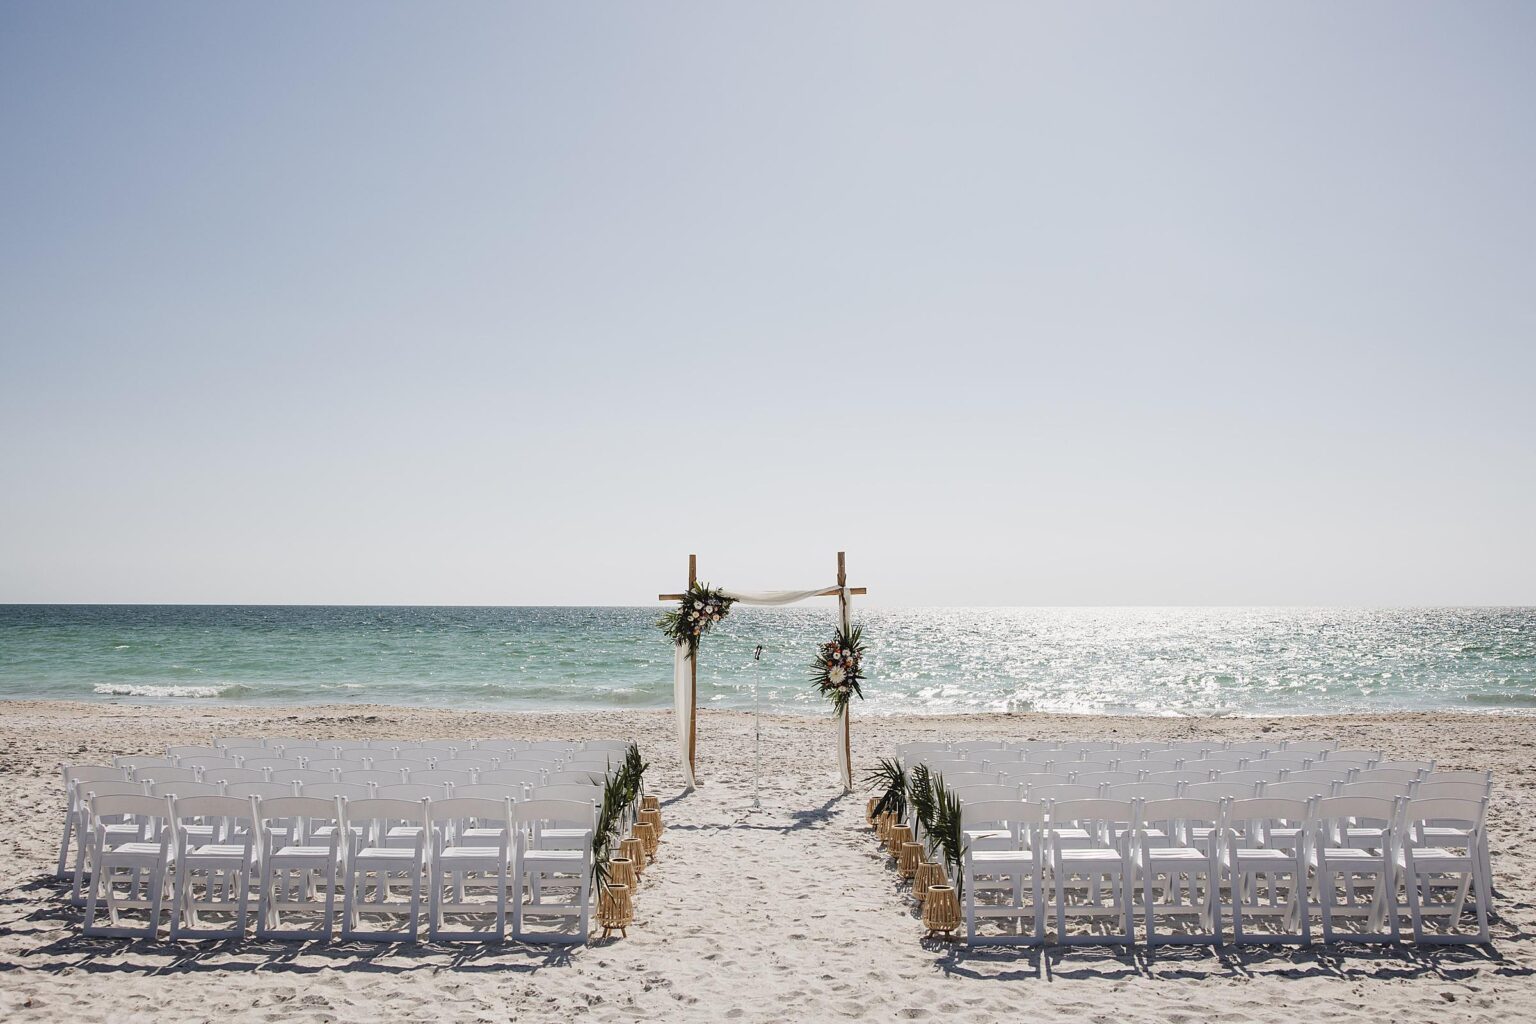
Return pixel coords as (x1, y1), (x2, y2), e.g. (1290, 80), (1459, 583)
(751, 643), (763, 811)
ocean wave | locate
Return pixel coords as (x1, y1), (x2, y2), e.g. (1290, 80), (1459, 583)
(1464, 692), (1536, 707)
(93, 683), (249, 699)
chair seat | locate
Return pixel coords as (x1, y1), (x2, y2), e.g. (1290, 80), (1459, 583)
(104, 842), (166, 858)
(461, 827), (509, 841)
(103, 823), (140, 836)
(1320, 847), (1388, 863)
(386, 826), (425, 840)
(1049, 827), (1091, 843)
(539, 828), (593, 842)
(972, 850), (1034, 865)
(354, 846), (421, 862)
(1225, 847), (1293, 865)
(187, 844), (249, 859)
(1058, 848), (1123, 863)
(271, 845), (335, 861)
(964, 828), (1013, 844)
(441, 845), (505, 861)
(523, 848), (586, 865)
(1420, 826), (1472, 842)
(1400, 848), (1474, 870)
(1346, 827), (1385, 842)
(1140, 846), (1209, 864)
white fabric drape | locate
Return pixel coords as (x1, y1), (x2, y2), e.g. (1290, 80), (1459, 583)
(673, 642), (697, 789)
(836, 587), (854, 792)
(718, 588), (839, 606)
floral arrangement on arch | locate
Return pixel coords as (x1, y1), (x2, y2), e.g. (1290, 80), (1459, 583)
(658, 583), (736, 654)
(812, 623), (866, 715)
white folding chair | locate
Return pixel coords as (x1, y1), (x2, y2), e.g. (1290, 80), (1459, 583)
(67, 780), (146, 904)
(1220, 797), (1311, 945)
(963, 800), (1045, 945)
(428, 796), (517, 941)
(512, 798), (596, 944)
(1135, 798), (1222, 946)
(1308, 795), (1399, 943)
(168, 795), (256, 939)
(1396, 796), (1490, 944)
(255, 796), (346, 939)
(341, 797), (431, 941)
(1047, 798), (1135, 945)
(83, 794), (174, 938)
(57, 765), (128, 879)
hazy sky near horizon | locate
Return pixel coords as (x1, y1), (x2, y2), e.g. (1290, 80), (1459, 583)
(2, 2), (1533, 606)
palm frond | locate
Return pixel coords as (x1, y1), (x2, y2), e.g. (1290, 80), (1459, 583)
(864, 756), (907, 821)
(930, 773), (967, 897)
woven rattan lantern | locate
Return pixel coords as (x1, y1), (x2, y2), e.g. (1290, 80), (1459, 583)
(598, 883), (634, 939)
(913, 859), (943, 902)
(608, 856), (636, 891)
(923, 884), (961, 940)
(866, 797), (880, 825)
(621, 836), (646, 880)
(888, 823), (913, 858)
(641, 794), (660, 814)
(634, 821), (659, 861)
(639, 806), (663, 838)
(898, 841), (923, 880)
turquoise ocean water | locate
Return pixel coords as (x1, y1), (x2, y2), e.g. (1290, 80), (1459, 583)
(0, 606), (1532, 717)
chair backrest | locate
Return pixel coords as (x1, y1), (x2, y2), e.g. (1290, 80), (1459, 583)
(382, 757), (435, 773)
(1422, 769), (1490, 788)
(1132, 759), (1185, 775)
(1183, 780), (1258, 801)
(224, 781), (297, 799)
(331, 740), (372, 751)
(544, 771), (605, 786)
(472, 739), (525, 753)
(1351, 768), (1424, 786)
(950, 784), (1021, 805)
(919, 760), (976, 776)
(1334, 780), (1415, 800)
(115, 755), (176, 771)
(174, 755), (240, 772)
(170, 795), (254, 846)
(453, 783), (525, 802)
(254, 794), (344, 828)
(148, 781), (222, 799)
(199, 766), (268, 785)
(1327, 749), (1381, 765)
(1311, 795), (1399, 846)
(930, 771), (999, 790)
(896, 742), (951, 761)
(954, 741), (1007, 753)
(478, 769), (545, 789)
(1057, 757), (1119, 773)
(133, 766), (200, 784)
(1070, 771), (1139, 789)
(531, 784), (602, 804)
(339, 769), (408, 787)
(1416, 780), (1492, 801)
(237, 757), (300, 773)
(995, 763), (1053, 781)
(90, 793), (172, 839)
(426, 797), (516, 844)
(1102, 782), (1182, 801)
(1047, 799), (1134, 843)
(1140, 797), (1223, 843)
(64, 765), (129, 793)
(1224, 742), (1275, 755)
(1253, 756), (1313, 772)
(1259, 780), (1329, 801)
(270, 768), (337, 786)
(343, 798), (431, 839)
(79, 780), (147, 801)
(302, 759), (355, 774)
(223, 746), (274, 761)
(437, 758), (499, 773)
(336, 749), (374, 763)
(513, 798), (598, 838)
(404, 770), (475, 788)
(1373, 758), (1433, 774)
(377, 783), (453, 801)
(299, 782), (373, 801)
(962, 799), (1044, 843)
(1223, 797), (1311, 845)
(1210, 770), (1284, 785)
(1399, 796), (1486, 843)
(1281, 740), (1339, 754)
(1279, 768), (1349, 785)
(1140, 771), (1200, 788)
(1026, 782), (1100, 803)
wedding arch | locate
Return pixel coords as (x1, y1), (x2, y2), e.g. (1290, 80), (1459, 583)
(658, 551), (867, 792)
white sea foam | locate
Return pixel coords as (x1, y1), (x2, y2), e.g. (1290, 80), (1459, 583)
(93, 683), (229, 699)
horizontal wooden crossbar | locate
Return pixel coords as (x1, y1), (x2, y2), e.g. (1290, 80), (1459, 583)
(658, 587), (866, 602)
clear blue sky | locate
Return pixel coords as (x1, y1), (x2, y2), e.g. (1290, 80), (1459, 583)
(1, 2), (1532, 606)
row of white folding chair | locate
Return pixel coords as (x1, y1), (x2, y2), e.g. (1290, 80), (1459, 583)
(82, 792), (600, 943)
(959, 794), (1489, 946)
(60, 767), (600, 900)
(109, 759), (598, 789)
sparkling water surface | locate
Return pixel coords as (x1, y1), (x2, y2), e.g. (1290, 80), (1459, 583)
(0, 605), (1532, 716)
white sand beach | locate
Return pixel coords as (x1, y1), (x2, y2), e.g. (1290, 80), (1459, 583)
(0, 701), (1532, 1023)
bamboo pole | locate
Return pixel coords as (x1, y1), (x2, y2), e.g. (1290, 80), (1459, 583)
(688, 553), (697, 782)
(838, 551), (852, 792)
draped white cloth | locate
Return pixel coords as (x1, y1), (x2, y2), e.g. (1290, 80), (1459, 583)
(672, 583), (855, 792)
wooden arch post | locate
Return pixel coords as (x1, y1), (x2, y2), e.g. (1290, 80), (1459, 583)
(836, 550), (852, 792)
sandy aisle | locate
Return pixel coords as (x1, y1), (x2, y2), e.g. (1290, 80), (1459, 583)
(1, 701), (1532, 1023)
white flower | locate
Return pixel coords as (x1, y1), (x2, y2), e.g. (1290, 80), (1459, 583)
(828, 665), (846, 685)
(694, 601), (703, 609)
(712, 614), (720, 622)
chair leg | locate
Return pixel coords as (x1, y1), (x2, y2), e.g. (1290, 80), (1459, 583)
(57, 813), (74, 878)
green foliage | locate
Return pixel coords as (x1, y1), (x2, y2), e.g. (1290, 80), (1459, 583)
(592, 741), (649, 886)
(907, 762), (938, 850)
(864, 757), (907, 821)
(930, 774), (967, 897)
(810, 623), (867, 715)
(657, 583), (736, 654)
